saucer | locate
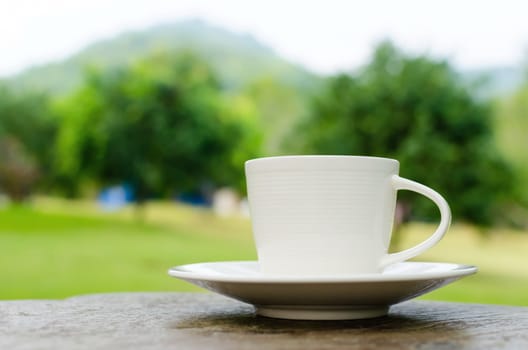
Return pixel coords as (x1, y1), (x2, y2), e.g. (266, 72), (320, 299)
(168, 261), (477, 320)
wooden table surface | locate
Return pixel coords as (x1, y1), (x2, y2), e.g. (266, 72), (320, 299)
(1, 292), (527, 349)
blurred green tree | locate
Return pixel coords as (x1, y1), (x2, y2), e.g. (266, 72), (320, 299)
(494, 74), (528, 224)
(243, 77), (308, 155)
(0, 137), (39, 202)
(295, 42), (514, 224)
(0, 85), (57, 200)
(54, 50), (261, 203)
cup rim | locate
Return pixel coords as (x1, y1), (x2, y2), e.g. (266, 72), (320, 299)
(245, 155), (399, 172)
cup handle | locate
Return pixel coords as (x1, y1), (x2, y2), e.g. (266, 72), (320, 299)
(379, 175), (451, 269)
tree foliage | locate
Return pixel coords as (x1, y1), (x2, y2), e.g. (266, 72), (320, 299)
(243, 77), (307, 155)
(0, 137), (39, 201)
(54, 51), (261, 201)
(0, 85), (57, 199)
(495, 76), (528, 209)
(296, 42), (514, 224)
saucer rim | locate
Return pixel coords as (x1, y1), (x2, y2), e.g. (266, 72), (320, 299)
(168, 261), (477, 284)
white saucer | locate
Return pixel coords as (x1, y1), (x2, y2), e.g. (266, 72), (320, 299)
(168, 261), (477, 320)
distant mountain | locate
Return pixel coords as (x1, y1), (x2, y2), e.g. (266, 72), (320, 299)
(460, 66), (525, 99)
(6, 19), (321, 95)
(5, 19), (524, 99)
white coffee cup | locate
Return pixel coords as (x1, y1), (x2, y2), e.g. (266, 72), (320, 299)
(245, 156), (451, 276)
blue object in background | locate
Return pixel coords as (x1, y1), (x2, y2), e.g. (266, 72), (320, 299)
(176, 192), (209, 207)
(98, 184), (134, 211)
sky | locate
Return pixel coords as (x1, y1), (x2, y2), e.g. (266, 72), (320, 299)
(0, 0), (527, 77)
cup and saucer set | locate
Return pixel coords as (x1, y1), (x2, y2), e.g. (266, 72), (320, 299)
(169, 156), (477, 320)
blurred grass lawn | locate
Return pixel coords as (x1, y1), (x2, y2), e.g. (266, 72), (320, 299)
(1, 197), (527, 305)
